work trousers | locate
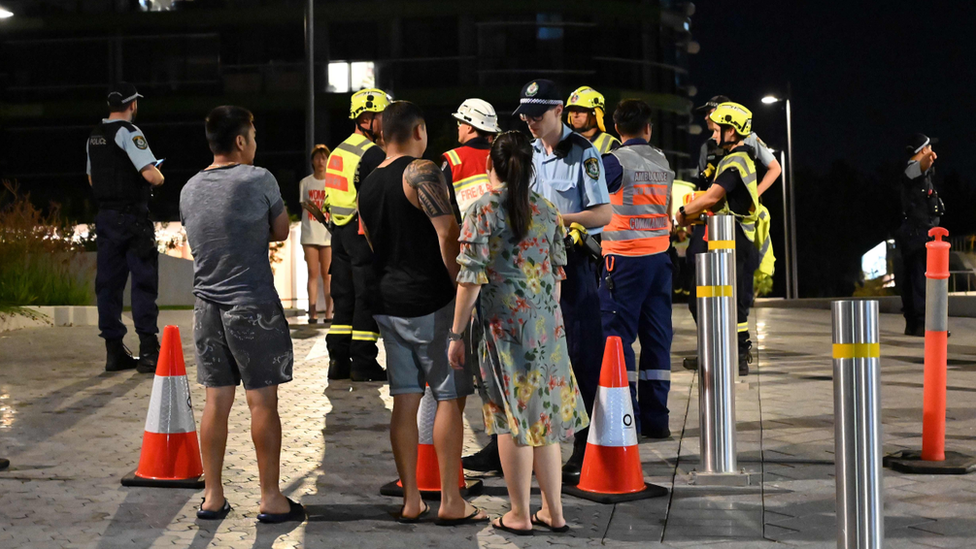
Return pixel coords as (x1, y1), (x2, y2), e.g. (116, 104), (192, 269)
(95, 209), (159, 340)
(561, 246), (604, 446)
(326, 220), (380, 370)
(687, 223), (758, 355)
(599, 252), (672, 433)
(899, 246), (927, 329)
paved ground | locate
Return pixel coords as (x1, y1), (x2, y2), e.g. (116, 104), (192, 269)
(2, 306), (976, 548)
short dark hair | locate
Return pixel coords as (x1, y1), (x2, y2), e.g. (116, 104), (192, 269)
(311, 144), (330, 161)
(613, 99), (653, 136)
(382, 101), (425, 145)
(205, 105), (254, 155)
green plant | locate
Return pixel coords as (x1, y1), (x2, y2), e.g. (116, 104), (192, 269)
(0, 180), (92, 307)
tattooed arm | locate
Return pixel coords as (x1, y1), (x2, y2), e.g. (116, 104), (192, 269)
(403, 159), (461, 284)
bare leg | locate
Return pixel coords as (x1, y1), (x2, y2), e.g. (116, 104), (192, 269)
(319, 245), (333, 319)
(493, 433), (534, 530)
(433, 398), (483, 520)
(391, 393), (423, 517)
(245, 385), (290, 514)
(532, 442), (566, 529)
(303, 245), (320, 320)
(200, 386), (236, 511)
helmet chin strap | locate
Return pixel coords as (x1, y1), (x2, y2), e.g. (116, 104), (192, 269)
(357, 116), (378, 142)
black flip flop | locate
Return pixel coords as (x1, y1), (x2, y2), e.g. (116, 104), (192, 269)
(491, 515), (534, 536)
(531, 511), (570, 533)
(256, 498), (305, 524)
(397, 501), (430, 524)
(435, 507), (490, 527)
(196, 498), (232, 520)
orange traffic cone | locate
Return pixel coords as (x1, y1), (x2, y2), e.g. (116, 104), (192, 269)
(380, 386), (483, 499)
(564, 336), (669, 503)
(122, 325), (205, 488)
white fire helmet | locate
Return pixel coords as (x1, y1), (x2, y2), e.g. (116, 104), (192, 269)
(452, 98), (501, 134)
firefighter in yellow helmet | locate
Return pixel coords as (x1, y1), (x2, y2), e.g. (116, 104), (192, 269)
(676, 102), (761, 376)
(566, 86), (620, 154)
(320, 88), (391, 381)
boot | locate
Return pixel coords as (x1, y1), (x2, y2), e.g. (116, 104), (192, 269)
(682, 356), (698, 371)
(562, 436), (586, 484)
(462, 436), (502, 474)
(641, 425), (672, 440)
(739, 340), (753, 377)
(105, 339), (138, 372)
(350, 360), (386, 382)
(328, 359), (351, 380)
(137, 333), (159, 374)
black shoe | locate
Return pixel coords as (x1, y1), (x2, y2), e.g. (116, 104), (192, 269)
(738, 358), (750, 376)
(350, 361), (387, 382)
(105, 339), (138, 372)
(328, 359), (351, 380)
(137, 333), (159, 374)
(906, 325), (925, 337)
(682, 356), (698, 371)
(561, 440), (585, 484)
(462, 437), (502, 474)
(641, 426), (671, 440)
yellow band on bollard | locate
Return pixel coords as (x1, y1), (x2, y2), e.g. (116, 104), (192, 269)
(697, 285), (733, 298)
(832, 343), (880, 359)
(707, 240), (735, 250)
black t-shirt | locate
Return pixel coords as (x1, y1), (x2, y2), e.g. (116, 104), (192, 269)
(356, 146), (386, 191)
(712, 147), (754, 217)
(358, 156), (456, 318)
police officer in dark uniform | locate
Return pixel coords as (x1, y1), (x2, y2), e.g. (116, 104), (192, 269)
(86, 83), (165, 372)
(896, 133), (943, 337)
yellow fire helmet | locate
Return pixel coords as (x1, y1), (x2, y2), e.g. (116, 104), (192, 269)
(566, 86), (608, 132)
(708, 102), (753, 137)
(349, 88), (392, 119)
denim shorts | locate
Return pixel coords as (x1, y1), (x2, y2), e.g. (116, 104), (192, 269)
(193, 298), (294, 390)
(374, 300), (474, 401)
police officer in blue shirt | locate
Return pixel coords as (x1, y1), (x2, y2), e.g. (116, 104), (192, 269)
(514, 79), (612, 483)
(86, 83), (165, 373)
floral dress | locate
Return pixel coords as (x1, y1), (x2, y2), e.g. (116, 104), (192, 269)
(457, 187), (589, 447)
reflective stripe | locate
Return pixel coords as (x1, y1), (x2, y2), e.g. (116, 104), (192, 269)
(627, 370), (638, 382)
(639, 369), (671, 381)
(334, 141), (372, 155)
(329, 325), (353, 335)
(697, 285), (733, 298)
(330, 205), (356, 216)
(602, 228), (669, 241)
(714, 151), (760, 241)
(612, 203), (668, 216)
(326, 134), (375, 226)
(454, 173), (489, 191)
(352, 330), (380, 342)
(832, 343), (880, 359)
(737, 322), (749, 333)
(144, 376), (196, 434)
(586, 386), (638, 447)
(708, 239), (735, 250)
(445, 149), (462, 166)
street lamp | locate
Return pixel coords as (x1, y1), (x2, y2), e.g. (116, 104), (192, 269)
(762, 86), (798, 299)
(0, 7), (14, 18)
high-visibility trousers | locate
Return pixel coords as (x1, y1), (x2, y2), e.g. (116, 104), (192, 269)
(599, 252), (672, 433)
(326, 221), (380, 371)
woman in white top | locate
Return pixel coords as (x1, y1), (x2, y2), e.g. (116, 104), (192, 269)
(299, 145), (333, 323)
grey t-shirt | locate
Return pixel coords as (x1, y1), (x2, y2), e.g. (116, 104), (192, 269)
(180, 164), (285, 305)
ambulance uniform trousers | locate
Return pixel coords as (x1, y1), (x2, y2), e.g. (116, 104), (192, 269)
(326, 221), (380, 369)
(560, 245), (604, 445)
(95, 208), (159, 340)
(687, 223), (758, 353)
(599, 252), (672, 434)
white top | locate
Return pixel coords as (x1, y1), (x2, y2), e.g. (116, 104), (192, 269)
(299, 175), (331, 246)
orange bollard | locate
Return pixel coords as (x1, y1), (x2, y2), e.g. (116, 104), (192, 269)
(922, 227), (950, 461)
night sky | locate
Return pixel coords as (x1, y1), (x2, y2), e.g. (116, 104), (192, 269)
(691, 1), (975, 177)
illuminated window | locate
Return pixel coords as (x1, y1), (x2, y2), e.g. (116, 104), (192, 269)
(328, 61), (375, 93)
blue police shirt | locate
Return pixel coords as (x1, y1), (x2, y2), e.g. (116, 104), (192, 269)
(530, 124), (609, 233)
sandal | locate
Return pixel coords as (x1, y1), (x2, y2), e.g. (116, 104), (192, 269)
(435, 507), (490, 527)
(531, 511), (570, 533)
(196, 498), (232, 520)
(256, 498), (305, 524)
(491, 515), (534, 536)
(397, 501), (430, 524)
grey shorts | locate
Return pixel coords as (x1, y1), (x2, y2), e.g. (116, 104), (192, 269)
(193, 298), (294, 390)
(374, 300), (474, 401)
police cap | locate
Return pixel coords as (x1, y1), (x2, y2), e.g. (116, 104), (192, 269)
(513, 79), (563, 118)
(107, 82), (144, 108)
(907, 133), (938, 155)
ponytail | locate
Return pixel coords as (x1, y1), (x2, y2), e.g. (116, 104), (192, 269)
(490, 131), (535, 241)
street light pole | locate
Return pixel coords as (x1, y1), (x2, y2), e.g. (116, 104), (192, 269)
(779, 150), (792, 299)
(785, 82), (799, 298)
(304, 0), (315, 172)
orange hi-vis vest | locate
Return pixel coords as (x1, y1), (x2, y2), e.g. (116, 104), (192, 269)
(443, 144), (491, 219)
(601, 144), (675, 256)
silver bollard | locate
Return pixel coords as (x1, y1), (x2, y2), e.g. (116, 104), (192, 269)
(695, 251), (738, 475)
(706, 215), (740, 383)
(832, 300), (884, 549)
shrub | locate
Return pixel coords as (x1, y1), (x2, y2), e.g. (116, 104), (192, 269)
(0, 181), (92, 307)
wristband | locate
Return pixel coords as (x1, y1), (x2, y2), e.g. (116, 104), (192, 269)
(447, 331), (463, 342)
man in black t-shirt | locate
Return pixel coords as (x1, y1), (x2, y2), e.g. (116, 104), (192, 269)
(358, 102), (484, 525)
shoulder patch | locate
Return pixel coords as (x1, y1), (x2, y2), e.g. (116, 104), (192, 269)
(584, 157), (600, 180)
(132, 135), (148, 150)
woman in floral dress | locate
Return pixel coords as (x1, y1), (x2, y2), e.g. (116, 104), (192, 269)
(448, 131), (589, 535)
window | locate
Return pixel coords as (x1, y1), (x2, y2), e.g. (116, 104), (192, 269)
(327, 61), (375, 93)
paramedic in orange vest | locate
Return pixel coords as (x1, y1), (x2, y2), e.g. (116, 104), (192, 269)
(599, 99), (674, 439)
(442, 98), (501, 220)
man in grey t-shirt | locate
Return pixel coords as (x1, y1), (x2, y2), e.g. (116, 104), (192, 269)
(179, 106), (304, 523)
